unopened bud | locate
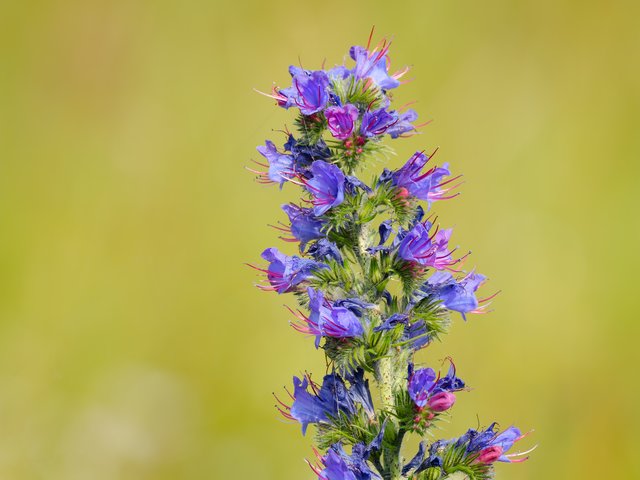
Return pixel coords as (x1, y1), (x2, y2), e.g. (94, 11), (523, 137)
(395, 187), (410, 199)
(427, 392), (456, 412)
(477, 446), (503, 464)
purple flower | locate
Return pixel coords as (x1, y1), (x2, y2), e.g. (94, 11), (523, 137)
(292, 69), (330, 115)
(397, 222), (457, 270)
(350, 45), (405, 91)
(360, 108), (398, 137)
(325, 104), (359, 140)
(284, 135), (331, 171)
(386, 109), (419, 138)
(281, 204), (325, 249)
(408, 367), (436, 408)
(408, 361), (465, 409)
(316, 443), (381, 480)
(422, 271), (488, 319)
(257, 248), (326, 293)
(305, 161), (346, 216)
(461, 424), (533, 464)
(291, 288), (364, 347)
(392, 152), (460, 205)
(255, 140), (295, 188)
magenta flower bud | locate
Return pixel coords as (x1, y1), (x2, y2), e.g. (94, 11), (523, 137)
(427, 392), (456, 412)
(427, 391), (456, 412)
(477, 446), (504, 464)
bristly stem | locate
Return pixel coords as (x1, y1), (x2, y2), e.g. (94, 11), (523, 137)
(377, 355), (403, 480)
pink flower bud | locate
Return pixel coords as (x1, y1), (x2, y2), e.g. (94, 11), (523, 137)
(477, 446), (503, 464)
(427, 392), (456, 412)
(395, 187), (410, 199)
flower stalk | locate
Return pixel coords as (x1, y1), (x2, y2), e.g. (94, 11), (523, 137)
(250, 31), (534, 480)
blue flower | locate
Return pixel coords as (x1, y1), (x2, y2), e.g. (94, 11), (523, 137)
(350, 45), (405, 91)
(286, 374), (355, 435)
(421, 271), (488, 319)
(397, 222), (457, 270)
(316, 443), (381, 480)
(432, 362), (465, 394)
(386, 109), (419, 138)
(291, 288), (364, 347)
(401, 319), (432, 350)
(258, 248), (326, 293)
(281, 204), (325, 249)
(284, 135), (331, 171)
(255, 140), (295, 188)
(305, 161), (346, 216)
(459, 424), (533, 464)
(343, 369), (374, 416)
(291, 68), (331, 115)
(360, 108), (398, 137)
(325, 104), (359, 140)
(403, 441), (444, 476)
(373, 313), (409, 332)
(344, 175), (372, 195)
(308, 238), (343, 264)
(280, 372), (375, 435)
(402, 442), (426, 476)
(392, 151), (460, 205)
(407, 361), (465, 410)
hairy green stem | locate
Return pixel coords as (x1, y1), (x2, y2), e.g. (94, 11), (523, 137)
(377, 356), (404, 480)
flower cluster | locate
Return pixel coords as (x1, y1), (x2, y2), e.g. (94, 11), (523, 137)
(250, 33), (533, 480)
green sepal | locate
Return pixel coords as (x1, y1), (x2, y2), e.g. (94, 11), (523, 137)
(315, 408), (381, 450)
(323, 322), (404, 374)
(331, 77), (386, 111)
(437, 443), (495, 480)
(294, 113), (327, 145)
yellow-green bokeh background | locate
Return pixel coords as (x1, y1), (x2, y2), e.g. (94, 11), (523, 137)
(1, 0), (639, 478)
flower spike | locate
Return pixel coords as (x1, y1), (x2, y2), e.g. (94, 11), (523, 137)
(250, 35), (532, 480)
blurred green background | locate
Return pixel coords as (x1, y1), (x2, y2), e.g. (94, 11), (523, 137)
(0, 0), (639, 478)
